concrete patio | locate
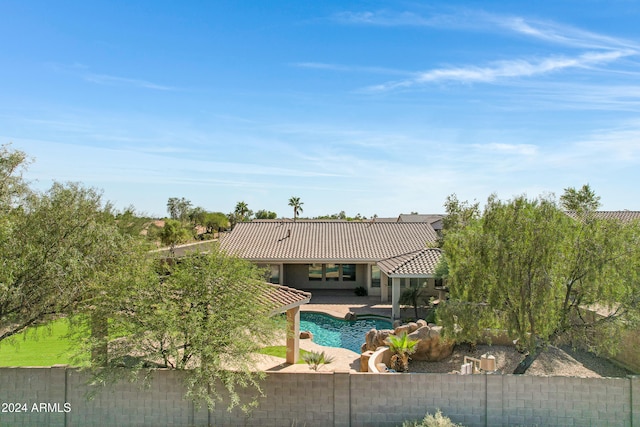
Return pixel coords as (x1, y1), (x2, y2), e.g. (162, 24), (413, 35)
(299, 289), (393, 318)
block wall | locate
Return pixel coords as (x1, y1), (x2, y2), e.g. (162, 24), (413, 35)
(0, 367), (638, 427)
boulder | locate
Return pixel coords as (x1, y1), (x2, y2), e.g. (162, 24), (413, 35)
(344, 312), (357, 321)
(362, 328), (393, 353)
(407, 322), (420, 333)
(300, 331), (313, 340)
(394, 324), (412, 336)
(408, 325), (454, 361)
(360, 322), (454, 362)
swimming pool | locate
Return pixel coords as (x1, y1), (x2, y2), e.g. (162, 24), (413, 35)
(300, 312), (392, 353)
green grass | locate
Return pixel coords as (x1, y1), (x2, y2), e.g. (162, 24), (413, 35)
(0, 318), (89, 367)
(1, 322), (309, 367)
(258, 346), (309, 364)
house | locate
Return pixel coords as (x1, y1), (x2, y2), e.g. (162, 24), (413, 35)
(565, 210), (640, 222)
(219, 219), (443, 319)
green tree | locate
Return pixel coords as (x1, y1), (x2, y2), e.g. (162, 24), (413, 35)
(159, 219), (191, 255)
(188, 206), (208, 228)
(560, 184), (601, 214)
(288, 196), (303, 221)
(205, 212), (230, 234)
(229, 201), (253, 228)
(85, 248), (281, 412)
(0, 145), (144, 342)
(166, 197), (192, 222)
(255, 209), (277, 219)
(115, 205), (153, 239)
(439, 192), (640, 373)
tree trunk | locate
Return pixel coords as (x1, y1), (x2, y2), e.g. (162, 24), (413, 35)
(91, 311), (108, 367)
(512, 348), (541, 374)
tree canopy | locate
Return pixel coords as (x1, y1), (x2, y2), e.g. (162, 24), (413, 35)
(438, 191), (640, 372)
(0, 144), (145, 342)
(83, 248), (281, 411)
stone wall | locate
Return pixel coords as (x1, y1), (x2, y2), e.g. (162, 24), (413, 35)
(0, 367), (637, 427)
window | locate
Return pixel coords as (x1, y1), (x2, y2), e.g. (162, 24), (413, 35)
(342, 264), (356, 281)
(371, 265), (380, 288)
(309, 263), (323, 280)
(325, 263), (340, 281)
(269, 264), (280, 284)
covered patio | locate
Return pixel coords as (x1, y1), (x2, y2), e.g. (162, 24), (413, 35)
(265, 284), (311, 364)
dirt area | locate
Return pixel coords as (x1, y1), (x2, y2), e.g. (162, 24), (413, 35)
(410, 344), (634, 378)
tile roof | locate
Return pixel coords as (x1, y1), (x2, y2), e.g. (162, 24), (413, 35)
(397, 214), (444, 224)
(565, 211), (640, 222)
(265, 283), (311, 314)
(377, 248), (443, 277)
(220, 220), (438, 262)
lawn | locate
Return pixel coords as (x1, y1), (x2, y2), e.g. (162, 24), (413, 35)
(0, 321), (308, 367)
(258, 345), (309, 364)
(0, 318), (89, 367)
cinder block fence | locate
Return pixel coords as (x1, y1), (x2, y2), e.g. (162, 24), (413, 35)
(0, 367), (638, 426)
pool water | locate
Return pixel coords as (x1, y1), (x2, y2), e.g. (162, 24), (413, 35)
(300, 312), (392, 353)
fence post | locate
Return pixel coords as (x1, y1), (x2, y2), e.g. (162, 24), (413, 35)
(485, 374), (503, 427)
(631, 376), (639, 427)
(334, 371), (351, 427)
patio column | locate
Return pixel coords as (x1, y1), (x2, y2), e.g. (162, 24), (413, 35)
(365, 263), (371, 293)
(381, 274), (389, 303)
(391, 277), (400, 320)
(286, 306), (300, 364)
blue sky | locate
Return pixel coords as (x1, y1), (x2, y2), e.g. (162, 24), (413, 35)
(2, 1), (639, 218)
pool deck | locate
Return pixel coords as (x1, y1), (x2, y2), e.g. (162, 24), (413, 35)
(300, 290), (393, 319)
(258, 290), (393, 373)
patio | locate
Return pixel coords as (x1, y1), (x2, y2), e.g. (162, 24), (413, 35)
(300, 289), (393, 318)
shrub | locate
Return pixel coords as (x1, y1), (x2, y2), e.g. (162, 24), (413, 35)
(402, 409), (464, 427)
(386, 332), (419, 373)
(354, 286), (368, 296)
(301, 350), (335, 371)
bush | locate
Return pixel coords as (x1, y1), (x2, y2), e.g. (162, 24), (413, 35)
(301, 350), (335, 371)
(402, 409), (464, 427)
(354, 286), (368, 296)
(424, 307), (437, 324)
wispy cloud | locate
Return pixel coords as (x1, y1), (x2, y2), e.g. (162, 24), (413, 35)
(471, 143), (538, 156)
(498, 17), (638, 50)
(332, 10), (438, 27)
(83, 73), (176, 91)
(330, 8), (639, 92)
(293, 62), (412, 76)
(48, 63), (177, 91)
(368, 51), (633, 90)
(334, 9), (638, 51)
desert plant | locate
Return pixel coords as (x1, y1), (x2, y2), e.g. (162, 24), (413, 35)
(386, 332), (419, 373)
(354, 286), (368, 296)
(399, 281), (429, 319)
(301, 350), (335, 371)
(402, 409), (464, 427)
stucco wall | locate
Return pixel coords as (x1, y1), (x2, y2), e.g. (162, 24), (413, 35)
(1, 367), (637, 427)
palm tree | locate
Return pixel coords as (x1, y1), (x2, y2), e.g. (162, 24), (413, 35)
(386, 332), (419, 373)
(234, 201), (250, 221)
(288, 196), (303, 221)
(399, 281), (429, 320)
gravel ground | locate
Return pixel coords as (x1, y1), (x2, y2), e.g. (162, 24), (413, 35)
(410, 344), (633, 377)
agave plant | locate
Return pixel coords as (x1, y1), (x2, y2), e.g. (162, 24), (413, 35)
(386, 332), (419, 373)
(301, 350), (335, 371)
